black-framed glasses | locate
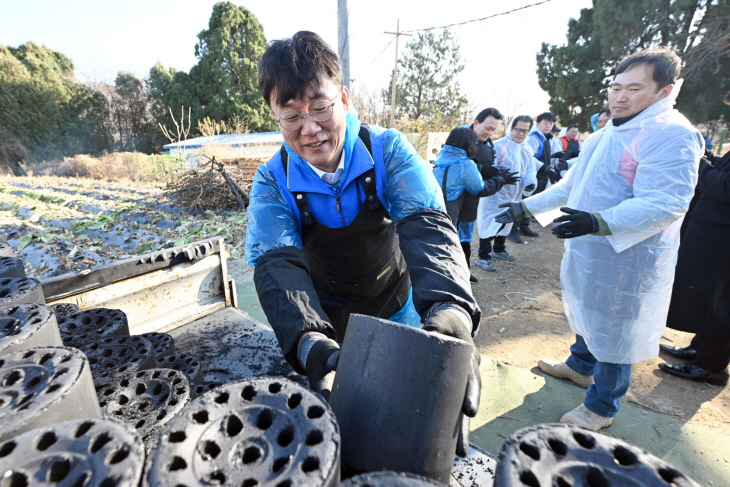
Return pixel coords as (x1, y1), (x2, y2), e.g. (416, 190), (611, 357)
(275, 93), (340, 131)
(512, 128), (530, 134)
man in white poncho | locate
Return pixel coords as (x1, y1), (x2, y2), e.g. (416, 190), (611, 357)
(475, 116), (537, 272)
(495, 47), (704, 430)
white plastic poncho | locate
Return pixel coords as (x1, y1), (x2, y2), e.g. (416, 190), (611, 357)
(477, 134), (537, 238)
(524, 82), (704, 364)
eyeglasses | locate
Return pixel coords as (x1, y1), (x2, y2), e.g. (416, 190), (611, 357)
(512, 128), (529, 134)
(276, 93), (340, 131)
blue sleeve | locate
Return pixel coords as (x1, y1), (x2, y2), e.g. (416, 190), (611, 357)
(380, 129), (445, 221)
(461, 159), (486, 195)
(244, 164), (302, 266)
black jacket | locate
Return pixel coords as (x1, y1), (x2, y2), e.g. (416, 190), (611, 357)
(692, 151), (730, 226)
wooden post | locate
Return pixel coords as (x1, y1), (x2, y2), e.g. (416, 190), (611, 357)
(338, 0), (351, 91)
(384, 20), (412, 128)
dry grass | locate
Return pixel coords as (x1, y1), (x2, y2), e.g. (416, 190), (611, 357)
(29, 152), (184, 183)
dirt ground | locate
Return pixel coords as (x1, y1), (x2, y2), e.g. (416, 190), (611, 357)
(469, 222), (730, 434)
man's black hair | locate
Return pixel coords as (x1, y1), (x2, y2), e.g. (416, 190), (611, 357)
(551, 125), (561, 133)
(567, 124), (579, 131)
(511, 115), (534, 130)
(445, 127), (478, 159)
(615, 46), (681, 90)
(258, 31), (343, 107)
(598, 107), (611, 117)
(475, 107), (504, 123)
(536, 112), (556, 123)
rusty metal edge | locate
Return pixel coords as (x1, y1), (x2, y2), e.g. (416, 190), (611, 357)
(40, 238), (224, 302)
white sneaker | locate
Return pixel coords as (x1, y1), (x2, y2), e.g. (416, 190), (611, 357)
(560, 403), (614, 431)
(538, 358), (594, 388)
(475, 259), (496, 272)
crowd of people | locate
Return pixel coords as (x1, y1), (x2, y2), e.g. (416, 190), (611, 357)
(245, 29), (726, 446)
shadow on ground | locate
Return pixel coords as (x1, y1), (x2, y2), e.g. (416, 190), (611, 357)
(470, 356), (730, 486)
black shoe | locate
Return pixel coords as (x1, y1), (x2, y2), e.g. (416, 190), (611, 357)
(659, 344), (697, 360)
(658, 363), (729, 385)
(520, 225), (539, 237)
(507, 226), (524, 244)
(470, 273), (478, 283)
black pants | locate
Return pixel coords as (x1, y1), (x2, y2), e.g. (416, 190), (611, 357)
(690, 334), (730, 373)
(460, 241), (471, 268)
(478, 236), (506, 259)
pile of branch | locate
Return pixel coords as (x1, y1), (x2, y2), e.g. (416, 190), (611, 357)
(164, 156), (252, 212)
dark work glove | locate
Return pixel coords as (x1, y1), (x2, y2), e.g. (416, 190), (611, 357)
(556, 160), (569, 172)
(479, 163), (501, 179)
(423, 304), (480, 458)
(551, 151), (565, 159)
(551, 207), (598, 239)
(299, 333), (340, 400)
(547, 167), (560, 184)
(495, 202), (525, 224)
(524, 184), (536, 193)
(499, 167), (520, 185)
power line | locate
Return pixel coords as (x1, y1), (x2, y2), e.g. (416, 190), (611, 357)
(351, 37), (396, 83)
(351, 0), (554, 83)
(402, 0), (555, 33)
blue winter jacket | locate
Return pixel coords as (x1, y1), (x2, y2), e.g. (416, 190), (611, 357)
(245, 111), (445, 266)
(528, 129), (549, 160)
(432, 145), (485, 201)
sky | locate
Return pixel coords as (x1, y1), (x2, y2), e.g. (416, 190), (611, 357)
(0, 0), (595, 120)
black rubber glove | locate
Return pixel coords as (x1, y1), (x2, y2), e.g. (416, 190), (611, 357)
(499, 167), (520, 186)
(423, 304), (480, 458)
(479, 163), (501, 179)
(551, 151), (565, 159)
(556, 160), (569, 172)
(547, 167), (560, 184)
(551, 207), (598, 239)
(302, 336), (340, 400)
(495, 202), (525, 224)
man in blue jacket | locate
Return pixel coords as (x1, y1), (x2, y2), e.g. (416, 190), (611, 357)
(246, 31), (480, 456)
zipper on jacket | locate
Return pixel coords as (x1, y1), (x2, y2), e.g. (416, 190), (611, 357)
(336, 196), (346, 226)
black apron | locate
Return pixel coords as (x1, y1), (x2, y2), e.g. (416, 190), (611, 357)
(535, 136), (552, 194)
(460, 139), (495, 223)
(280, 129), (411, 340)
(565, 138), (580, 159)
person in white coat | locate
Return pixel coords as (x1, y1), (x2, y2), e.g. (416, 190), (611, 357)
(474, 116), (537, 272)
(495, 47), (704, 430)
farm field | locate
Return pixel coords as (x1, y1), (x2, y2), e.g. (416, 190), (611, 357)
(0, 175), (248, 279)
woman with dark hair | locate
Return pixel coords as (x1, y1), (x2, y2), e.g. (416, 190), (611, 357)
(658, 91), (730, 386)
(433, 127), (506, 282)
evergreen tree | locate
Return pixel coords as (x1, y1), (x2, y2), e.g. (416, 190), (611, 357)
(191, 1), (275, 132)
(384, 29), (468, 128)
(536, 0), (729, 132)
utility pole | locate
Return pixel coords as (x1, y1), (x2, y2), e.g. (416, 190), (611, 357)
(338, 0), (350, 91)
(384, 20), (412, 128)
